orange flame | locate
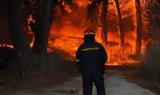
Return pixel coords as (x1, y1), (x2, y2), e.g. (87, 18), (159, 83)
(28, 15), (35, 48)
(46, 0), (143, 66)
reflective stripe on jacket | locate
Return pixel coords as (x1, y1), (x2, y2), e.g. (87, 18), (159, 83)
(76, 42), (107, 73)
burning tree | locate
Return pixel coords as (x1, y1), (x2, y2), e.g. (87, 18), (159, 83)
(48, 0), (139, 65)
(8, 0), (61, 79)
(7, 0), (160, 73)
(101, 0), (109, 44)
(115, 0), (124, 46)
(26, 0), (57, 54)
(135, 0), (143, 55)
(9, 0), (31, 79)
(143, 0), (160, 42)
(142, 0), (160, 77)
(87, 0), (110, 44)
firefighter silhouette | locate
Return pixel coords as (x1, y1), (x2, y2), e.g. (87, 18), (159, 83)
(76, 28), (107, 95)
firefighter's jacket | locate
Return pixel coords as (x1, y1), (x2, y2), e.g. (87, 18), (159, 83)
(76, 41), (107, 74)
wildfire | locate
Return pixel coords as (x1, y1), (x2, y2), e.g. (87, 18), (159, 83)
(46, 0), (141, 66)
(16, 0), (148, 66)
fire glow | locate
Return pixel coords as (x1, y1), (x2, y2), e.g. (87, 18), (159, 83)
(46, 0), (144, 66)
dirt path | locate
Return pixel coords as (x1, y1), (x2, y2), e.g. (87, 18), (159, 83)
(78, 75), (156, 95)
(8, 74), (156, 95)
(104, 75), (156, 95)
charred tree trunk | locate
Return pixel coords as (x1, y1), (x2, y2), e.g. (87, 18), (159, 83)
(135, 0), (142, 54)
(9, 0), (31, 80)
(32, 0), (53, 54)
(115, 0), (125, 46)
(101, 0), (109, 44)
(39, 0), (53, 54)
(87, 0), (100, 18)
(86, 0), (100, 31)
(39, 0), (53, 76)
(29, 0), (53, 77)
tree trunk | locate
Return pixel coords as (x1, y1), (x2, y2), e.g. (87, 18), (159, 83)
(30, 0), (53, 78)
(101, 0), (109, 44)
(32, 0), (53, 54)
(87, 0), (100, 17)
(9, 0), (31, 80)
(115, 0), (125, 46)
(135, 0), (143, 54)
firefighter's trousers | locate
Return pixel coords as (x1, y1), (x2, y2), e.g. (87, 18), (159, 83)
(82, 72), (105, 95)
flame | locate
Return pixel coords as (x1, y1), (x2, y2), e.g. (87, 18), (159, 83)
(19, 0), (151, 66)
(27, 15), (35, 48)
(73, 0), (90, 7)
(46, 0), (143, 66)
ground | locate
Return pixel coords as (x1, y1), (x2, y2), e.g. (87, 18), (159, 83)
(0, 51), (160, 95)
(0, 65), (159, 95)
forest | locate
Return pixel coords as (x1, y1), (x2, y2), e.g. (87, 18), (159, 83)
(0, 0), (160, 94)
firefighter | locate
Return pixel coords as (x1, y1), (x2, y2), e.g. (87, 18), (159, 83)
(76, 28), (107, 95)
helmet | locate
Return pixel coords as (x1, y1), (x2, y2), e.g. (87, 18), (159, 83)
(84, 28), (95, 36)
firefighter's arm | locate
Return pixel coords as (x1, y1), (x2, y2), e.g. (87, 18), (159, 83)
(76, 48), (82, 73)
(76, 49), (81, 64)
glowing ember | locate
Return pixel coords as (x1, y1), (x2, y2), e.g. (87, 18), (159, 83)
(28, 15), (35, 48)
(0, 44), (14, 49)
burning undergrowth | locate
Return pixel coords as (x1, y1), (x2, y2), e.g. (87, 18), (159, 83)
(0, 0), (153, 66)
(47, 0), (140, 65)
